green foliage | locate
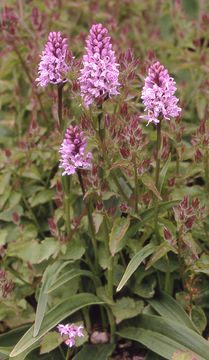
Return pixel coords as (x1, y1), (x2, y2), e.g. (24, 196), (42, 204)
(0, 0), (209, 358)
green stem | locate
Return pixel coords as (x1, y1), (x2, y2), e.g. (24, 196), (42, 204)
(97, 135), (131, 205)
(176, 147), (180, 177)
(164, 254), (171, 294)
(154, 120), (162, 242)
(177, 226), (185, 288)
(93, 109), (131, 206)
(77, 170), (98, 267)
(205, 149), (209, 192)
(62, 176), (71, 236)
(65, 347), (71, 360)
(97, 103), (104, 141)
(82, 306), (91, 331)
(21, 193), (44, 239)
(105, 306), (115, 343)
(58, 84), (65, 134)
(59, 345), (65, 360)
(132, 152), (139, 214)
(2, 261), (29, 285)
(107, 256), (113, 301)
(155, 120), (161, 189)
(104, 214), (113, 301)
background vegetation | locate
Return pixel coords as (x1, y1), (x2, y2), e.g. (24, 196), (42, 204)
(0, 0), (209, 359)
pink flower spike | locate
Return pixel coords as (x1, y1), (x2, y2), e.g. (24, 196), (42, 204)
(78, 24), (120, 108)
(140, 61), (181, 126)
(59, 125), (92, 176)
(36, 31), (69, 87)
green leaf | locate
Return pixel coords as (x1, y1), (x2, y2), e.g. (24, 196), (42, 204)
(93, 213), (103, 233)
(40, 331), (63, 354)
(38, 238), (59, 263)
(145, 351), (165, 360)
(0, 230), (8, 246)
(122, 201), (180, 241)
(46, 269), (97, 294)
(117, 244), (154, 292)
(0, 188), (10, 210)
(0, 325), (29, 355)
(111, 297), (144, 323)
(109, 217), (130, 256)
(118, 314), (209, 360)
(134, 275), (156, 299)
(0, 205), (23, 222)
(60, 237), (85, 260)
(191, 305), (207, 334)
(141, 174), (162, 200)
(33, 261), (63, 337)
(98, 243), (109, 270)
(159, 153), (171, 193)
(117, 327), (193, 360)
(145, 242), (174, 270)
(73, 344), (115, 360)
(182, 233), (198, 258)
(30, 190), (55, 207)
(22, 165), (41, 181)
(0, 174), (10, 195)
(148, 292), (199, 333)
(10, 293), (103, 358)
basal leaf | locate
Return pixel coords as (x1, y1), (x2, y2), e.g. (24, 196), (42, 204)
(10, 293), (103, 358)
(117, 244), (154, 292)
(149, 292), (198, 333)
(46, 269), (98, 294)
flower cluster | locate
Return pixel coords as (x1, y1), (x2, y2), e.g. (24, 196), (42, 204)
(59, 125), (92, 175)
(0, 270), (14, 298)
(1, 6), (18, 36)
(57, 323), (84, 347)
(140, 61), (181, 125)
(36, 31), (69, 88)
(173, 195), (206, 233)
(79, 23), (120, 108)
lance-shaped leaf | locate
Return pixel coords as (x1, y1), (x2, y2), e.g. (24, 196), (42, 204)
(148, 291), (199, 333)
(117, 244), (154, 292)
(33, 261), (71, 337)
(46, 269), (98, 294)
(117, 314), (209, 360)
(10, 293), (103, 358)
(109, 217), (130, 256)
(145, 242), (176, 270)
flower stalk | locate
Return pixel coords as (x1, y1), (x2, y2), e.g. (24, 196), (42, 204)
(205, 149), (209, 192)
(77, 169), (98, 267)
(132, 152), (139, 214)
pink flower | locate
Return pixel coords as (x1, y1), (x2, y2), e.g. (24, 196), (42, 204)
(140, 61), (181, 125)
(59, 125), (92, 175)
(36, 31), (69, 87)
(79, 24), (120, 108)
